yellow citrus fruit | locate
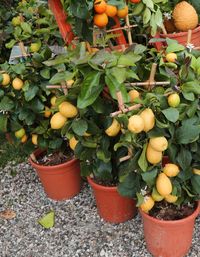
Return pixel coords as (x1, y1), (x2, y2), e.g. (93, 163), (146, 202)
(69, 136), (78, 151)
(140, 108), (155, 132)
(15, 128), (25, 139)
(94, 0), (107, 14)
(128, 115), (144, 133)
(12, 78), (24, 90)
(12, 16), (21, 26)
(140, 196), (155, 213)
(149, 136), (168, 152)
(21, 134), (28, 143)
(156, 173), (172, 197)
(167, 93), (180, 107)
(44, 106), (51, 118)
(50, 96), (57, 107)
(117, 5), (128, 18)
(163, 163), (180, 177)
(146, 144), (162, 165)
(50, 112), (67, 130)
(151, 187), (164, 202)
(30, 42), (41, 53)
(166, 53), (177, 63)
(32, 134), (38, 145)
(1, 73), (10, 86)
(66, 79), (74, 88)
(58, 101), (78, 118)
(94, 13), (108, 28)
(105, 119), (121, 137)
(193, 168), (200, 175)
(105, 5), (117, 17)
(165, 194), (178, 203)
(128, 89), (140, 103)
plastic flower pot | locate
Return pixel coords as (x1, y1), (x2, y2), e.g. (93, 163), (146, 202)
(140, 201), (200, 257)
(87, 176), (137, 223)
(29, 149), (81, 201)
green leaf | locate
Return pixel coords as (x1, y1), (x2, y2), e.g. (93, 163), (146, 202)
(24, 86), (39, 101)
(38, 211), (55, 229)
(118, 52), (141, 67)
(191, 175), (200, 194)
(11, 63), (26, 75)
(186, 99), (198, 118)
(166, 39), (185, 53)
(0, 114), (7, 132)
(5, 39), (16, 49)
(136, 193), (144, 207)
(155, 7), (163, 26)
(141, 168), (158, 187)
(110, 67), (127, 83)
(72, 119), (88, 136)
(118, 172), (140, 198)
(176, 124), (200, 144)
(49, 71), (74, 84)
(138, 143), (148, 172)
(77, 71), (103, 109)
(162, 108), (179, 123)
(0, 96), (14, 111)
(40, 69), (50, 79)
(49, 138), (62, 150)
(181, 81), (200, 95)
(182, 92), (195, 101)
(143, 7), (151, 25)
(21, 22), (32, 34)
(143, 0), (154, 10)
(176, 147), (192, 170)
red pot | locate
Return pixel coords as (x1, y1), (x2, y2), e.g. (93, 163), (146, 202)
(140, 201), (200, 257)
(29, 149), (81, 201)
(87, 176), (137, 223)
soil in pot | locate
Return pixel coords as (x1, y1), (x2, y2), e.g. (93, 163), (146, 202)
(29, 149), (81, 201)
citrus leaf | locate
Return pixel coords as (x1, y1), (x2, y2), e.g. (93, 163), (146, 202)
(138, 143), (148, 172)
(38, 211), (55, 229)
(162, 108), (179, 123)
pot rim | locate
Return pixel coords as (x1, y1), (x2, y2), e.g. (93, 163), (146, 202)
(87, 176), (118, 192)
(160, 24), (200, 37)
(139, 201), (200, 224)
(29, 148), (77, 170)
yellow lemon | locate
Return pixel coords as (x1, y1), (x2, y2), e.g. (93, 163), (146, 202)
(21, 134), (28, 143)
(140, 108), (155, 132)
(44, 106), (51, 118)
(15, 128), (25, 139)
(32, 134), (38, 145)
(149, 136), (168, 152)
(105, 119), (121, 137)
(166, 53), (177, 63)
(128, 89), (140, 103)
(146, 144), (162, 165)
(50, 96), (57, 107)
(50, 112), (67, 130)
(163, 163), (180, 177)
(165, 194), (178, 203)
(140, 196), (155, 213)
(58, 101), (78, 118)
(66, 79), (74, 88)
(151, 187), (164, 202)
(167, 93), (180, 107)
(1, 73), (10, 86)
(156, 173), (172, 197)
(12, 78), (24, 90)
(69, 136), (78, 151)
(128, 115), (144, 133)
(193, 168), (200, 175)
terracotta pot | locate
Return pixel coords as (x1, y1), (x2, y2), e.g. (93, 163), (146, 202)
(87, 176), (137, 223)
(140, 201), (200, 257)
(29, 149), (81, 201)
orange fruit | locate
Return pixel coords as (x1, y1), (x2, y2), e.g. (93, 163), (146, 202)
(105, 5), (117, 17)
(94, 13), (108, 28)
(117, 5), (128, 18)
(94, 0), (107, 14)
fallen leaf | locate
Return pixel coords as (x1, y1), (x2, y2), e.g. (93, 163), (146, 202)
(38, 211), (55, 229)
(0, 209), (16, 220)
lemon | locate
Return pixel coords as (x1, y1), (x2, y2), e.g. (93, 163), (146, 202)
(149, 136), (168, 152)
(66, 79), (74, 88)
(30, 42), (41, 53)
(128, 89), (140, 103)
(58, 101), (78, 118)
(105, 119), (121, 137)
(140, 196), (155, 213)
(50, 112), (67, 130)
(21, 134), (28, 143)
(165, 194), (178, 203)
(128, 115), (144, 133)
(140, 108), (155, 132)
(15, 128), (25, 139)
(193, 168), (200, 175)
(1, 73), (10, 86)
(12, 78), (24, 90)
(163, 163), (180, 177)
(166, 53), (177, 63)
(69, 136), (78, 150)
(156, 173), (172, 197)
(146, 144), (162, 165)
(32, 134), (38, 145)
(151, 187), (164, 202)
(50, 96), (57, 107)
(167, 93), (180, 107)
(44, 106), (51, 118)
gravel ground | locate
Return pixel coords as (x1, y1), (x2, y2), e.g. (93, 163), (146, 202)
(0, 161), (199, 257)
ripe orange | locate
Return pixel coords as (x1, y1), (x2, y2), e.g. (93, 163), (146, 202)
(94, 13), (108, 28)
(117, 5), (128, 18)
(130, 0), (141, 3)
(105, 5), (117, 17)
(94, 0), (107, 14)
